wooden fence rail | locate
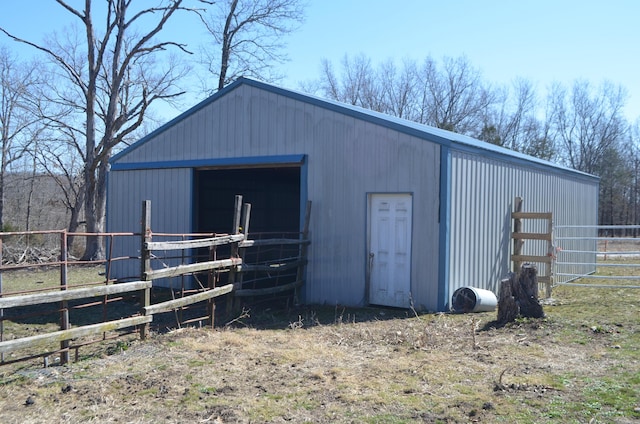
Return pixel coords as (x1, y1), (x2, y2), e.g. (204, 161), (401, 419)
(511, 197), (554, 297)
(0, 281), (151, 309)
(0, 196), (312, 367)
(144, 284), (234, 315)
(0, 316), (152, 355)
(144, 257), (243, 280)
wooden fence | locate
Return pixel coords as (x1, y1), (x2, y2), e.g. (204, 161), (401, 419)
(0, 196), (311, 367)
(511, 197), (554, 297)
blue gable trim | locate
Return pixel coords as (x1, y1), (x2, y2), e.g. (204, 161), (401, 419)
(110, 154), (306, 171)
(110, 78), (247, 164)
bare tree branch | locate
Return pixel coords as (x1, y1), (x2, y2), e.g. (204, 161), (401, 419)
(198, 0), (306, 92)
(1, 1), (192, 260)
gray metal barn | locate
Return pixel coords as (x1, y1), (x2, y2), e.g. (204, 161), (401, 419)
(107, 77), (598, 312)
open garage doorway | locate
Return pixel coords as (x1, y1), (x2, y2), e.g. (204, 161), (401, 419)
(194, 165), (304, 301)
(194, 166), (302, 236)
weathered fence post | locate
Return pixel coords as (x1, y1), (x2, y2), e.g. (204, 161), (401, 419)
(140, 201), (152, 340)
(242, 203), (251, 242)
(237, 203), (252, 309)
(226, 195), (243, 316)
(510, 197), (554, 298)
(546, 216), (554, 298)
(512, 197), (524, 272)
(207, 242), (218, 328)
(59, 230), (70, 365)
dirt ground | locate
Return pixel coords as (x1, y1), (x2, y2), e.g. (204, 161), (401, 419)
(0, 285), (638, 424)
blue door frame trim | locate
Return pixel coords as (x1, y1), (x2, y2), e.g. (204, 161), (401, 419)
(437, 146), (451, 311)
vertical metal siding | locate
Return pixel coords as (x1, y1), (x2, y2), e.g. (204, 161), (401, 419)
(448, 150), (598, 304)
(107, 168), (192, 286)
(109, 81), (597, 311)
(109, 84), (442, 308)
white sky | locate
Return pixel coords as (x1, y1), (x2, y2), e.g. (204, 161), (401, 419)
(2, 1), (639, 122)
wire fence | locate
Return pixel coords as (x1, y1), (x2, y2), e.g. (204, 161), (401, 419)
(554, 225), (640, 289)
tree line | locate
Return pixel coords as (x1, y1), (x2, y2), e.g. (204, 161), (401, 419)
(302, 54), (640, 232)
(1, 1), (639, 262)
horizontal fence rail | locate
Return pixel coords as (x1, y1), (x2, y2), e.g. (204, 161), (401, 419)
(554, 224), (640, 289)
(0, 281), (151, 309)
(510, 197), (554, 297)
(0, 197), (312, 368)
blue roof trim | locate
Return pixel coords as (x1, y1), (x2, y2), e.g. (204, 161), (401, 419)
(110, 154), (306, 171)
(111, 76), (597, 183)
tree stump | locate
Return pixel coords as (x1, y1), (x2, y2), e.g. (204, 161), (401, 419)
(497, 275), (518, 324)
(497, 264), (544, 325)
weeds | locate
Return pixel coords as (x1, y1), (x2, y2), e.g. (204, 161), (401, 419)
(223, 307), (251, 328)
(0, 277), (638, 423)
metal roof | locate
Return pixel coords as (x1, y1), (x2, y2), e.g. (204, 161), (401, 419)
(110, 77), (597, 182)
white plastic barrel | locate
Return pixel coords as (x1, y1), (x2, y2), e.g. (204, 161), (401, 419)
(451, 287), (498, 313)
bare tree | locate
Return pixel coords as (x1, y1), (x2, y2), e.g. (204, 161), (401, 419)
(630, 121), (640, 234)
(378, 58), (418, 119)
(416, 55), (496, 134)
(477, 78), (555, 160)
(596, 143), (633, 228)
(36, 127), (85, 252)
(317, 54), (381, 109)
(2, 0), (191, 259)
(549, 80), (628, 174)
(310, 54), (498, 137)
(480, 79), (536, 149)
(0, 47), (42, 231)
(199, 0), (306, 92)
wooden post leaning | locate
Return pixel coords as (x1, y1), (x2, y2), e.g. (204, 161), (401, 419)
(207, 241), (217, 329)
(59, 230), (70, 364)
(226, 195), (243, 316)
(512, 197), (524, 272)
(233, 202), (251, 314)
(140, 200), (152, 340)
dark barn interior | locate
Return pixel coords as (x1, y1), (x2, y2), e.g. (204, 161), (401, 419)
(194, 166), (301, 236)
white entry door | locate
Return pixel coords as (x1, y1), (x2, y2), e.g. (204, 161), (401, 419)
(368, 193), (412, 308)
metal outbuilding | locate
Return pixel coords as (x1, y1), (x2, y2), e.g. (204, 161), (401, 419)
(107, 77), (598, 312)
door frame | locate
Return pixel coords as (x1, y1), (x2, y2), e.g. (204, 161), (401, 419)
(365, 192), (414, 307)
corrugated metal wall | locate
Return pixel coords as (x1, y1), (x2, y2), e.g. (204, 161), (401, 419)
(108, 80), (599, 311)
(108, 84), (443, 309)
(448, 149), (598, 303)
(107, 168), (193, 287)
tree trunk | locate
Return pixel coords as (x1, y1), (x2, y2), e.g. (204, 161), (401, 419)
(66, 187), (84, 256)
(82, 161), (98, 260)
(0, 169), (4, 231)
(218, 0), (239, 91)
(497, 264), (544, 325)
(0, 140), (6, 230)
(82, 154), (109, 260)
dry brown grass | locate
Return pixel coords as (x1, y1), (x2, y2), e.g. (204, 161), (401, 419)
(0, 270), (639, 423)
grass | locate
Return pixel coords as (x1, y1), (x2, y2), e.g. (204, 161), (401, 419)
(0, 260), (637, 422)
(1, 264), (107, 294)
